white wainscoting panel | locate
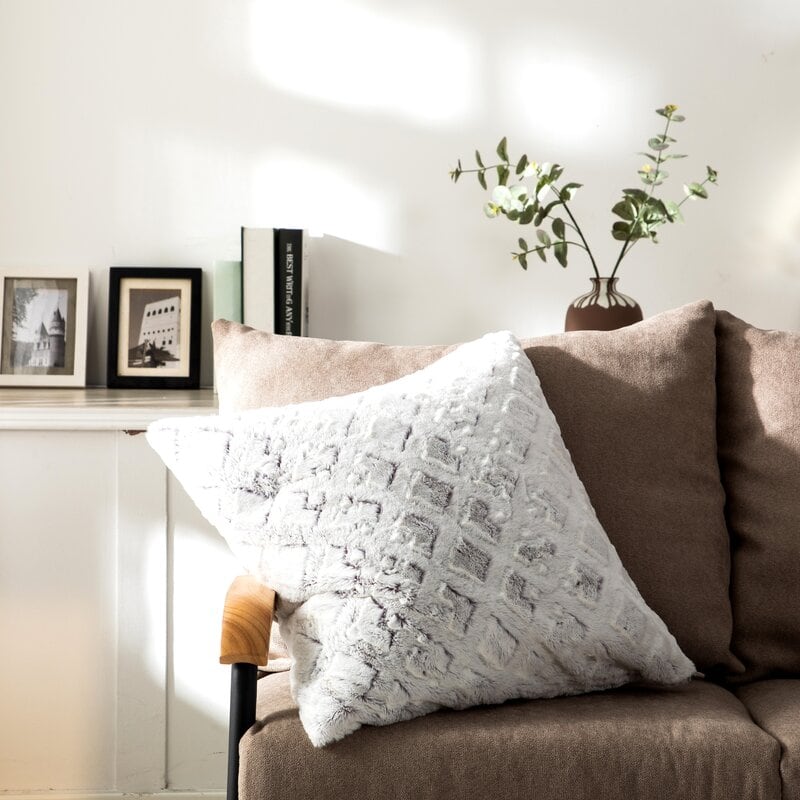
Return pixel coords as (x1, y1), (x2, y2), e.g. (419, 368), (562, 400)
(0, 392), (232, 795)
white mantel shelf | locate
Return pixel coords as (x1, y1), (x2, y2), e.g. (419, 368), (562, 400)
(0, 388), (218, 431)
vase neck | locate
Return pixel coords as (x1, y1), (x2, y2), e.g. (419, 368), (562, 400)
(590, 277), (617, 289)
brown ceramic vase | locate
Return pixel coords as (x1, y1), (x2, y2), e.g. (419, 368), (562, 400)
(564, 277), (643, 332)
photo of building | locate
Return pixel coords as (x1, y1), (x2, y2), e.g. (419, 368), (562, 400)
(9, 287), (68, 370)
(127, 290), (182, 369)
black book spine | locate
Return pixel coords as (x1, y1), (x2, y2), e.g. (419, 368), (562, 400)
(274, 228), (303, 336)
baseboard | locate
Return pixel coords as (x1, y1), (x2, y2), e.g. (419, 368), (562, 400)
(0, 793), (225, 800)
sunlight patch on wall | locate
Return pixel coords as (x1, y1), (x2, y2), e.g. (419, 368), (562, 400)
(249, 0), (477, 126)
(251, 150), (399, 252)
(497, 49), (639, 152)
(763, 152), (800, 276)
(171, 527), (239, 724)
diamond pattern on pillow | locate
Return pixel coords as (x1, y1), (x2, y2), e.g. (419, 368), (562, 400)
(147, 331), (694, 746)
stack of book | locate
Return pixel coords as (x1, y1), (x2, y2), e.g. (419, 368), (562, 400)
(213, 227), (311, 336)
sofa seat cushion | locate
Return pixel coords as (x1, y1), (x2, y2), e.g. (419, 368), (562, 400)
(716, 311), (800, 680)
(213, 302), (738, 675)
(737, 680), (800, 800)
(240, 673), (779, 800)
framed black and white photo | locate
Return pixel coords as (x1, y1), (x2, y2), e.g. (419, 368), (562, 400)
(0, 267), (89, 387)
(107, 267), (201, 389)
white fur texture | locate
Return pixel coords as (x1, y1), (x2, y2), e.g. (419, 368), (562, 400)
(147, 332), (694, 747)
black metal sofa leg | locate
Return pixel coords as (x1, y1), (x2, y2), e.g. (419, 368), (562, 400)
(227, 663), (258, 800)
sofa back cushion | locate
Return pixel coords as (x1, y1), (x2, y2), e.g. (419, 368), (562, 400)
(716, 310), (800, 681)
(212, 301), (739, 675)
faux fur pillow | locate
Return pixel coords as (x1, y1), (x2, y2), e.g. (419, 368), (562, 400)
(148, 332), (694, 746)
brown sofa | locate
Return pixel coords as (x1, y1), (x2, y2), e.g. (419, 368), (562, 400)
(214, 302), (800, 800)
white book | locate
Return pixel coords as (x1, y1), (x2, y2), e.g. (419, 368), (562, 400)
(241, 227), (275, 333)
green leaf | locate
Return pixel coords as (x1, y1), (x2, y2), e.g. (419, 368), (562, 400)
(684, 182), (709, 199)
(671, 114), (685, 122)
(638, 152), (659, 162)
(554, 241), (568, 267)
(664, 153), (687, 160)
(478, 170), (487, 190)
(496, 136), (509, 162)
(507, 209), (520, 221)
(648, 137), (670, 152)
(552, 217), (566, 239)
(649, 198), (670, 218)
(612, 220), (632, 241)
(519, 205), (535, 225)
(475, 150), (484, 169)
(612, 200), (635, 220)
(536, 247), (547, 262)
(518, 237), (528, 251)
(497, 165), (510, 185)
(515, 155), (529, 175)
(550, 164), (564, 182)
(640, 169), (668, 186)
(534, 199), (560, 226)
(623, 188), (649, 201)
(559, 182), (582, 201)
(639, 201), (666, 228)
(537, 229), (551, 247)
(707, 165), (718, 183)
(518, 252), (528, 270)
(664, 200), (683, 222)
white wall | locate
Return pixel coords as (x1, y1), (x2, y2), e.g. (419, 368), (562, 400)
(1, 0), (798, 388)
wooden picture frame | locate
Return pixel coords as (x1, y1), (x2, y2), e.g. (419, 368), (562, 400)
(107, 267), (202, 389)
(0, 266), (89, 387)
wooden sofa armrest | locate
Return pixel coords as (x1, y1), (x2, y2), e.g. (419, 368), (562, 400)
(221, 575), (276, 800)
(220, 575), (276, 667)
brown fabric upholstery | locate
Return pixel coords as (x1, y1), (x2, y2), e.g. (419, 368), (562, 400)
(737, 680), (800, 800)
(716, 311), (800, 681)
(522, 303), (737, 676)
(240, 673), (779, 800)
(213, 302), (737, 674)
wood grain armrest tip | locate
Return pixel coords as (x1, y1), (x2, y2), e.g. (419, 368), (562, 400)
(220, 575), (276, 667)
(219, 652), (269, 667)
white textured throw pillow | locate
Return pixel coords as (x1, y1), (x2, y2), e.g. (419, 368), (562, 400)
(147, 332), (694, 746)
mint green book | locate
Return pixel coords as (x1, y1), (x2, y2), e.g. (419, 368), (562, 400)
(213, 260), (243, 323)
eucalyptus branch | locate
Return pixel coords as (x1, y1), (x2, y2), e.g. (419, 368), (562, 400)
(610, 114), (673, 279)
(452, 106), (717, 280)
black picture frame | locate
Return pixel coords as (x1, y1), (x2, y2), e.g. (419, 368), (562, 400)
(107, 267), (202, 389)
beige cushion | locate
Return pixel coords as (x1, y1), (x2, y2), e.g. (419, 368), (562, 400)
(737, 680), (800, 800)
(240, 672), (779, 800)
(716, 311), (800, 680)
(212, 301), (738, 675)
(212, 319), (458, 412)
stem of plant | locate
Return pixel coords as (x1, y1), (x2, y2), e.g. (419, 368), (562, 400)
(609, 115), (673, 280)
(552, 188), (600, 278)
